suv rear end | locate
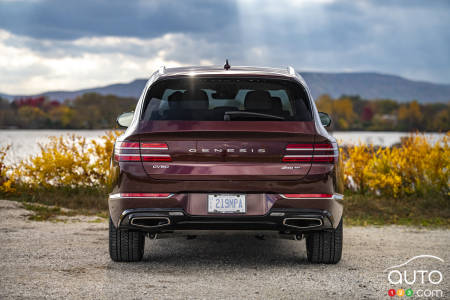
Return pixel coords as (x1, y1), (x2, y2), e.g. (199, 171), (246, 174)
(108, 65), (344, 263)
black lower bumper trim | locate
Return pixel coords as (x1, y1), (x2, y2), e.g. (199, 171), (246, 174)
(118, 208), (334, 232)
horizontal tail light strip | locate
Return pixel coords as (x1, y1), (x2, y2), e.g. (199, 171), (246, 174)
(280, 194), (333, 199)
(115, 154), (141, 162)
(110, 193), (173, 199)
(116, 142), (169, 149)
(284, 142), (337, 163)
(117, 142), (140, 148)
(282, 155), (337, 162)
(286, 144), (334, 151)
(286, 144), (314, 150)
(115, 154), (172, 162)
(314, 143), (333, 149)
(114, 141), (171, 162)
(140, 142), (169, 150)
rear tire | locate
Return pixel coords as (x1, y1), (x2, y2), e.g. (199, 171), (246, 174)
(306, 218), (343, 264)
(109, 218), (145, 262)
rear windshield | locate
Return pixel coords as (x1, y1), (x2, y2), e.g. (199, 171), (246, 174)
(142, 77), (312, 121)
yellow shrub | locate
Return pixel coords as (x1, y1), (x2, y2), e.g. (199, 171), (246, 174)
(0, 144), (15, 193)
(365, 147), (403, 197)
(341, 143), (374, 193)
(343, 133), (450, 197)
(11, 131), (121, 189)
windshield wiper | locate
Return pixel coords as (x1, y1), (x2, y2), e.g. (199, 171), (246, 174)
(224, 111), (285, 121)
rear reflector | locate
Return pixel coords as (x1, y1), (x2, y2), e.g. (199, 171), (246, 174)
(280, 194), (333, 199)
(141, 154), (172, 162)
(114, 141), (172, 162)
(119, 193), (172, 198)
(282, 155), (311, 162)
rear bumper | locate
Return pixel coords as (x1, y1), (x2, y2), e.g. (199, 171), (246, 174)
(109, 193), (343, 232)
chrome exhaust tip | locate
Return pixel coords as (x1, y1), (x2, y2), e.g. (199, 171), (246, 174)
(282, 218), (323, 230)
(130, 217), (171, 228)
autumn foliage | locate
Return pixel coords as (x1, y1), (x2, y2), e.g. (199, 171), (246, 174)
(0, 93), (137, 129)
(341, 133), (450, 197)
(0, 131), (120, 194)
(316, 95), (449, 131)
(0, 132), (449, 201)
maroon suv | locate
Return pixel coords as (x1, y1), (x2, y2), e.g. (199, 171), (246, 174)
(109, 65), (344, 263)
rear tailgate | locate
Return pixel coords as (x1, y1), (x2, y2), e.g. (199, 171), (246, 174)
(138, 121), (317, 181)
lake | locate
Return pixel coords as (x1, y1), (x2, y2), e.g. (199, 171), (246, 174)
(0, 129), (446, 163)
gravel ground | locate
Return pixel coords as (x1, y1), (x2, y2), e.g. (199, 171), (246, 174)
(0, 199), (449, 299)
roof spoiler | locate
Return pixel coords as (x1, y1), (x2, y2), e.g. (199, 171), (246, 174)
(287, 66), (296, 76)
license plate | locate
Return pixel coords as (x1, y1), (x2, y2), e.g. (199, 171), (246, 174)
(208, 194), (246, 214)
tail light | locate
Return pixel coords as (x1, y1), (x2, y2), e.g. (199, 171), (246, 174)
(282, 142), (338, 163)
(114, 141), (172, 162)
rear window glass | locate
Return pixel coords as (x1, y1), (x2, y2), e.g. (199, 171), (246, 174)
(142, 77), (312, 121)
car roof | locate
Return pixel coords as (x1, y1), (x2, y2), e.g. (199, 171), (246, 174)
(157, 65), (299, 79)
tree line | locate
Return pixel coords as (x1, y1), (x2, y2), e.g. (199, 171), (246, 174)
(0, 93), (137, 129)
(0, 93), (448, 131)
(316, 95), (449, 132)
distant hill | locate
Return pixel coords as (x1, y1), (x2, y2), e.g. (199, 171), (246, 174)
(1, 72), (450, 103)
(0, 79), (146, 102)
(300, 72), (450, 102)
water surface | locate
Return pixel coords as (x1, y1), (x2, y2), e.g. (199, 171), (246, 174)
(0, 130), (445, 163)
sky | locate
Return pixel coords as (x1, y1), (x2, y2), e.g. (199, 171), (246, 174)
(0, 0), (449, 94)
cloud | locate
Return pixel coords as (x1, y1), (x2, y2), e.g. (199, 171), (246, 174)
(0, 0), (240, 40)
(0, 30), (219, 94)
(0, 0), (449, 94)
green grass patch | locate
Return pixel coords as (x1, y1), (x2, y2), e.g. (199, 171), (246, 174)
(21, 201), (108, 222)
(4, 185), (109, 221)
(22, 203), (78, 221)
(4, 185), (108, 212)
(343, 193), (450, 228)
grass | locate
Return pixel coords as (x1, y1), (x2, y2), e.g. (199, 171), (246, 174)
(22, 202), (78, 221)
(343, 193), (450, 228)
(6, 186), (108, 211)
(4, 187), (449, 227)
(5, 186), (109, 221)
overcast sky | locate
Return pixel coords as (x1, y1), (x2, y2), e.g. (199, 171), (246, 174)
(0, 0), (449, 94)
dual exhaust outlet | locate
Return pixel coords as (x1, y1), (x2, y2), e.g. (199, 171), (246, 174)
(130, 217), (171, 228)
(282, 217), (323, 230)
(129, 216), (322, 230)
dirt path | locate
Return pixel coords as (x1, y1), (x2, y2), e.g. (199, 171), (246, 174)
(0, 200), (449, 299)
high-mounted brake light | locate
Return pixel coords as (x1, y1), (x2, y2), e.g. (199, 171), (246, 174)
(114, 141), (172, 162)
(282, 142), (338, 163)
